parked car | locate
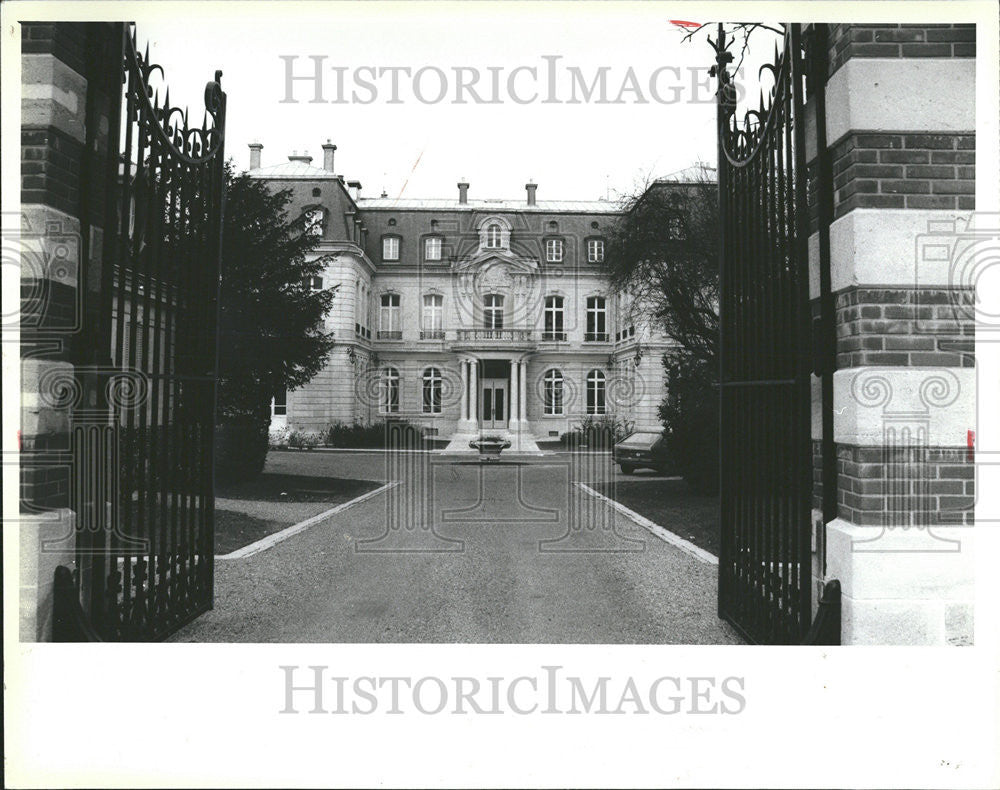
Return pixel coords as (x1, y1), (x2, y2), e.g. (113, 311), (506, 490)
(613, 430), (673, 474)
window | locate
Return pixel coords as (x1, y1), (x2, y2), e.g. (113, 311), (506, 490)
(545, 238), (564, 263)
(486, 223), (502, 249)
(380, 367), (400, 414)
(544, 369), (564, 416)
(425, 236), (443, 261)
(587, 370), (606, 415)
(543, 295), (565, 340)
(382, 235), (400, 261)
(271, 387), (287, 418)
(422, 367), (442, 414)
(587, 238), (605, 263)
(378, 293), (401, 339)
(422, 293), (444, 339)
(304, 275), (323, 291)
(483, 294), (504, 329)
(585, 296), (608, 341)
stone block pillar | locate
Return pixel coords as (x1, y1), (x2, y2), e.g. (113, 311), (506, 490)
(18, 22), (122, 639)
(808, 23), (976, 644)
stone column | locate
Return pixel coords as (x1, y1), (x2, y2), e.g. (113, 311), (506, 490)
(469, 358), (479, 429)
(509, 359), (519, 428)
(459, 359), (469, 422)
(520, 360), (528, 422)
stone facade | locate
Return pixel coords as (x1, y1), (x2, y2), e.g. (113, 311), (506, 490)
(250, 149), (675, 451)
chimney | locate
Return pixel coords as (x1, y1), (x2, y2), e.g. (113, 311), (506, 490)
(288, 150), (313, 164)
(457, 179), (469, 205)
(248, 141), (263, 170)
(322, 139), (337, 172)
(348, 180), (362, 202)
(525, 180), (537, 206)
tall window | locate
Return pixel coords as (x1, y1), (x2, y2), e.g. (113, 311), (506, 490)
(380, 367), (400, 414)
(382, 235), (400, 261)
(271, 387), (287, 417)
(543, 295), (565, 340)
(379, 293), (401, 339)
(587, 238), (605, 263)
(425, 236), (443, 261)
(422, 293), (443, 339)
(486, 223), (502, 249)
(544, 369), (564, 416)
(586, 296), (607, 341)
(422, 367), (442, 414)
(483, 294), (504, 329)
(545, 238), (564, 263)
(586, 370), (606, 415)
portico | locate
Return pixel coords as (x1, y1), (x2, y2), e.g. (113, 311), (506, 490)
(449, 354), (541, 453)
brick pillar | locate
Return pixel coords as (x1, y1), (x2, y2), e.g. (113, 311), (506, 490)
(808, 24), (976, 644)
(19, 22), (121, 640)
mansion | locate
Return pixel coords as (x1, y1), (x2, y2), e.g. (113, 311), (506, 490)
(251, 141), (678, 452)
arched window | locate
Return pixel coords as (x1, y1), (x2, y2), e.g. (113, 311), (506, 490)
(422, 367), (442, 414)
(380, 367), (400, 414)
(483, 294), (504, 330)
(544, 369), (564, 416)
(586, 370), (606, 415)
(486, 223), (502, 249)
(543, 295), (565, 340)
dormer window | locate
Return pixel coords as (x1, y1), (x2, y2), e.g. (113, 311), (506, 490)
(486, 223), (502, 249)
(382, 235), (400, 261)
(477, 216), (512, 251)
(425, 236), (443, 261)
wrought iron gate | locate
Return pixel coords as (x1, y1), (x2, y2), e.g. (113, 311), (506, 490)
(60, 23), (227, 640)
(713, 24), (814, 644)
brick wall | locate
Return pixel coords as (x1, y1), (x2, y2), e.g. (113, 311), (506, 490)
(831, 133), (975, 216)
(836, 444), (974, 527)
(835, 287), (975, 368)
(827, 24), (976, 75)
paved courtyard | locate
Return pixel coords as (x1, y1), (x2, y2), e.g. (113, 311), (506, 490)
(170, 450), (741, 643)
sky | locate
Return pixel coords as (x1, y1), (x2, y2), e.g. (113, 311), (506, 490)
(136, 2), (777, 203)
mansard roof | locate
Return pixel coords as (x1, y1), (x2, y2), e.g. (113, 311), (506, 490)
(356, 197), (622, 214)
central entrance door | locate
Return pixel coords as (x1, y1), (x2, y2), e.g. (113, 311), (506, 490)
(480, 378), (508, 430)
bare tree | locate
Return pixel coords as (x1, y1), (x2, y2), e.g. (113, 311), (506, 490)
(607, 164), (719, 368)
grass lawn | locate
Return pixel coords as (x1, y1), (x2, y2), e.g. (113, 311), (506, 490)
(593, 477), (719, 556)
(214, 473), (381, 555)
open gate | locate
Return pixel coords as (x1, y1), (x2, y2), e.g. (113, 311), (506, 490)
(55, 23), (227, 640)
(713, 24), (818, 644)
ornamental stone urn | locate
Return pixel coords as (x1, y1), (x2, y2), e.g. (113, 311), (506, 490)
(469, 435), (511, 460)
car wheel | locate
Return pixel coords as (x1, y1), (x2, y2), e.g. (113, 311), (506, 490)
(620, 464), (634, 474)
